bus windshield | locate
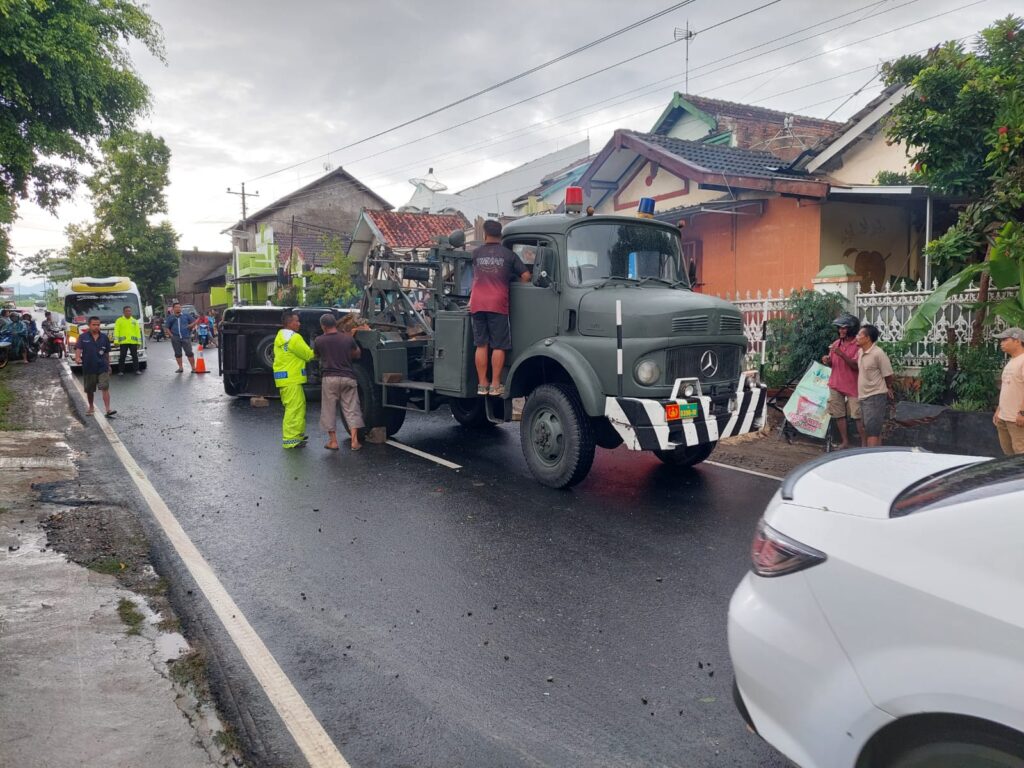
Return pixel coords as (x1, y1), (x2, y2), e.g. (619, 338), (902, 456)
(65, 293), (141, 324)
(567, 223), (685, 288)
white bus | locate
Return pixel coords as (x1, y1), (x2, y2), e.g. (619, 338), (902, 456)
(60, 276), (148, 371)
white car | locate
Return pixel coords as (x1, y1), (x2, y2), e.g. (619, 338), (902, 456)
(728, 448), (1024, 768)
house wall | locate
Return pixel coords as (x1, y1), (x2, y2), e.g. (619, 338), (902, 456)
(826, 131), (913, 185)
(665, 115), (713, 141)
(688, 197), (822, 297)
(819, 200), (922, 291)
(242, 181), (384, 249)
(176, 250), (231, 293)
(594, 163), (724, 215)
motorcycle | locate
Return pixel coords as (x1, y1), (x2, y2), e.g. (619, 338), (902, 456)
(0, 334), (10, 369)
(43, 331), (66, 358)
(149, 318), (165, 342)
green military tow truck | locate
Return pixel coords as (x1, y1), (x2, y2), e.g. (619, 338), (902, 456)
(220, 191), (767, 488)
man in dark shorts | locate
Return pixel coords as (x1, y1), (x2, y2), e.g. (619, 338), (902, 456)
(469, 219), (530, 396)
(165, 301), (196, 372)
(75, 316), (116, 417)
(855, 323), (894, 447)
(313, 313), (364, 451)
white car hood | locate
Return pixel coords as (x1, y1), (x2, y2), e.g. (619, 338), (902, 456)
(780, 450), (985, 519)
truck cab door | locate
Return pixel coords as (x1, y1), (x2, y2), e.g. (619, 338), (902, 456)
(507, 240), (559, 359)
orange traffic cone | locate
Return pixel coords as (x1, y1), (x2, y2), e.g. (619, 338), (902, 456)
(195, 343), (208, 374)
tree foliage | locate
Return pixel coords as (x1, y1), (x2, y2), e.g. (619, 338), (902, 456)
(306, 236), (358, 306)
(883, 16), (1024, 341)
(764, 290), (847, 387)
(0, 0), (164, 267)
(23, 130), (180, 305)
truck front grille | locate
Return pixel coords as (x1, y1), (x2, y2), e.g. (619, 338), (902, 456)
(665, 345), (743, 383)
(719, 315), (743, 334)
(671, 315), (708, 333)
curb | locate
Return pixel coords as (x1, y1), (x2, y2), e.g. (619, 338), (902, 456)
(56, 359), (90, 425)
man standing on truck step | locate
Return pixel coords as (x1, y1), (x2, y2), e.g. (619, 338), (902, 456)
(274, 311), (315, 449)
(314, 313), (364, 451)
(114, 305), (143, 375)
(469, 219), (530, 396)
(165, 301), (197, 373)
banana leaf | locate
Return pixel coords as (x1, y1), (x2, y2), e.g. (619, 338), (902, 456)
(903, 263), (987, 343)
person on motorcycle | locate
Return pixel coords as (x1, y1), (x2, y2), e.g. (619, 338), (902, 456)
(9, 313), (29, 363)
(195, 311), (213, 347)
(41, 312), (59, 357)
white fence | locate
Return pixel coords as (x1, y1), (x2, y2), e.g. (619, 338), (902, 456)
(719, 279), (1015, 369)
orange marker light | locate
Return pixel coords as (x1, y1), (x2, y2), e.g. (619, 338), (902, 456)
(664, 403), (681, 421)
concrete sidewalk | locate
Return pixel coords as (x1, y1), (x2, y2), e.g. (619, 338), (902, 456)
(0, 360), (239, 768)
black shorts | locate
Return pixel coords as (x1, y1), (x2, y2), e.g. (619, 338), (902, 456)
(471, 311), (512, 350)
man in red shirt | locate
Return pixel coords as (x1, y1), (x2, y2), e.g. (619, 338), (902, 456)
(821, 312), (864, 448)
(469, 220), (530, 396)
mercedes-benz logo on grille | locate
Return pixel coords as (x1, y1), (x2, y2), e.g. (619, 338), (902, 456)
(700, 349), (719, 378)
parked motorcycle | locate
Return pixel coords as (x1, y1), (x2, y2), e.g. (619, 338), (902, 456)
(0, 334), (11, 369)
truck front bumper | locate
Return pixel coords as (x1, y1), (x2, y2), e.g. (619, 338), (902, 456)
(604, 372), (767, 451)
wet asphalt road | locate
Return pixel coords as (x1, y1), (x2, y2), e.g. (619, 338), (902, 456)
(96, 348), (789, 768)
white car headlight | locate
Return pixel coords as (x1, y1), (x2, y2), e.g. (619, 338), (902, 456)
(635, 359), (661, 385)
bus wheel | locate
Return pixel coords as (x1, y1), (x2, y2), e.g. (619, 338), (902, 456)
(520, 383), (595, 489)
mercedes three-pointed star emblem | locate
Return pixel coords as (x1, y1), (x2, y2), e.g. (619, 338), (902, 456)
(700, 349), (719, 378)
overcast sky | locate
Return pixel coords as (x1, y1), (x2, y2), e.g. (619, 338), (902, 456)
(7, 0), (1020, 281)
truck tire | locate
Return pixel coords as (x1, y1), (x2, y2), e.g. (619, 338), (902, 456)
(342, 361), (406, 437)
(450, 397), (495, 429)
(653, 443), (715, 467)
(520, 383), (595, 489)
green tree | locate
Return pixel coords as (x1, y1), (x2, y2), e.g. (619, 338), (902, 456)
(0, 0), (164, 268)
(40, 131), (180, 304)
(306, 236), (358, 306)
(883, 17), (1024, 342)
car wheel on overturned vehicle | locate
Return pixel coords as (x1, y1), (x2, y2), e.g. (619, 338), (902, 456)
(520, 383), (595, 489)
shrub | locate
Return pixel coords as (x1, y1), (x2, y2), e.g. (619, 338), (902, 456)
(951, 344), (1002, 411)
(917, 362), (949, 404)
(764, 290), (847, 385)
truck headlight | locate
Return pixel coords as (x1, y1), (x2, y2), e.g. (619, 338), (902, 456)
(634, 359), (661, 385)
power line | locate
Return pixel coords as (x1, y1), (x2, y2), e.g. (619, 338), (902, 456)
(824, 71), (881, 119)
(248, 0), (701, 183)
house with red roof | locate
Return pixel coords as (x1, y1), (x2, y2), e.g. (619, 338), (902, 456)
(347, 209), (470, 265)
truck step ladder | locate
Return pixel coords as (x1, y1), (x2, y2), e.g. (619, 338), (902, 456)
(382, 379), (434, 413)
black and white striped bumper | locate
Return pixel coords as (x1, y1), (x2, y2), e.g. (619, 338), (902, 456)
(604, 376), (768, 451)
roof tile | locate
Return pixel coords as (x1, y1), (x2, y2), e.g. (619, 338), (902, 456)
(630, 131), (797, 179)
(364, 210), (469, 249)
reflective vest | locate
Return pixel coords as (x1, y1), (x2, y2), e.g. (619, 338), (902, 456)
(273, 328), (313, 388)
(113, 316), (142, 345)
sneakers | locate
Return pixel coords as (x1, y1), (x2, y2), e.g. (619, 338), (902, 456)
(488, 384), (505, 396)
(477, 384), (489, 396)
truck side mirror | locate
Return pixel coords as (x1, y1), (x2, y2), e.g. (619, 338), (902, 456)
(533, 247), (554, 288)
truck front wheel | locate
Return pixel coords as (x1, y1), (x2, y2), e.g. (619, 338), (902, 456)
(520, 383), (595, 489)
(653, 443), (715, 467)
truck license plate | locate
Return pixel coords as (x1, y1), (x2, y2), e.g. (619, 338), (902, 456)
(679, 403), (699, 420)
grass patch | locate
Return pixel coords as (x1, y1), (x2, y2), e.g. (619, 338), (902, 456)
(212, 726), (241, 753)
(0, 369), (15, 430)
(88, 556), (126, 575)
(138, 577), (169, 597)
(117, 598), (146, 636)
(169, 651), (209, 695)
(156, 615), (180, 633)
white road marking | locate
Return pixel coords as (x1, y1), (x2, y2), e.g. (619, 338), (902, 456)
(704, 460), (783, 482)
(69, 376), (351, 768)
(386, 439), (462, 470)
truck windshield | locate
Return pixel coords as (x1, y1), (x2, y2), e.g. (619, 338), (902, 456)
(567, 223), (685, 288)
(65, 294), (141, 324)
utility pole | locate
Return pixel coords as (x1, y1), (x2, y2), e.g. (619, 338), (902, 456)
(226, 183), (259, 305)
(674, 22), (697, 93)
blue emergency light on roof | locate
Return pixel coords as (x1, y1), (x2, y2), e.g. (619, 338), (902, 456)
(565, 186), (584, 214)
(637, 197), (655, 218)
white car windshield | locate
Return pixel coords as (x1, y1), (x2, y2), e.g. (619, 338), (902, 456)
(65, 294), (141, 324)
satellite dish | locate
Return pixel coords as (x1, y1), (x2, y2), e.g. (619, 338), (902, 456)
(408, 167), (448, 192)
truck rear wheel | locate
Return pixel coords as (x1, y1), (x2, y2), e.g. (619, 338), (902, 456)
(520, 383), (595, 489)
(653, 443), (716, 467)
(342, 361), (406, 437)
(450, 397), (495, 429)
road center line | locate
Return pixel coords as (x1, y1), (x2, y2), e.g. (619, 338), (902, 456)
(67, 372), (351, 768)
(386, 439), (462, 470)
(704, 460), (783, 482)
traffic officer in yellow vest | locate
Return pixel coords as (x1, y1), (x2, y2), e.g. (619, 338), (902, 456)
(274, 311), (314, 449)
(114, 305), (144, 375)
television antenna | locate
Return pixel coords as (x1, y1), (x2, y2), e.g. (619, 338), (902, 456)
(673, 22), (697, 93)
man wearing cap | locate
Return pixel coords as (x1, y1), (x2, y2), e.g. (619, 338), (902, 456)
(993, 327), (1024, 455)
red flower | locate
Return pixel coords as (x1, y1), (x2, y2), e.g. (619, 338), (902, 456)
(998, 125), (1009, 135)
